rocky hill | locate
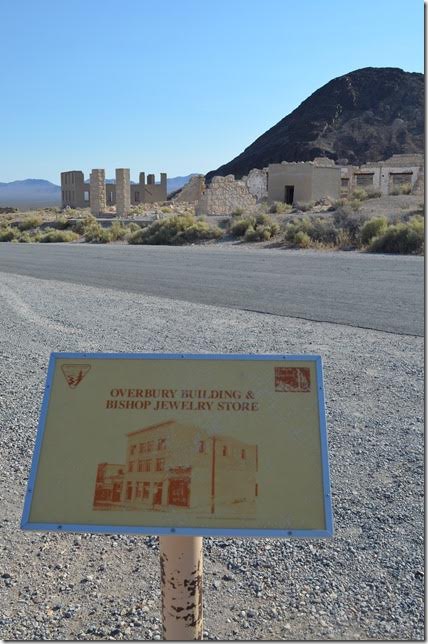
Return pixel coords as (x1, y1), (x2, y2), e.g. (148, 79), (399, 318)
(206, 67), (424, 180)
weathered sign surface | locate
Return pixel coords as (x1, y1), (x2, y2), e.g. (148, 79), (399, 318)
(21, 353), (333, 537)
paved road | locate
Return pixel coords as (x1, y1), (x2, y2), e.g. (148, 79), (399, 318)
(0, 244), (423, 335)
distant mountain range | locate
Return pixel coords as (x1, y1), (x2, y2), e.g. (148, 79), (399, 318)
(206, 67), (424, 180)
(0, 175), (196, 208)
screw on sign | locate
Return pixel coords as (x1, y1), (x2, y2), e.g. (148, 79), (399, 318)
(61, 364), (91, 389)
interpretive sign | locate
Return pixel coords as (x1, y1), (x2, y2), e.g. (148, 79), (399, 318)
(21, 353), (333, 537)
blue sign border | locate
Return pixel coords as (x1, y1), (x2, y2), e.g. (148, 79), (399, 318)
(21, 353), (333, 538)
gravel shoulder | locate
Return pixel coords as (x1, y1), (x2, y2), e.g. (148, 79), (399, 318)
(0, 272), (424, 640)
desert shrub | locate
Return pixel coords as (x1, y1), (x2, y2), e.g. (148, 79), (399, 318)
(177, 221), (222, 243)
(369, 216), (424, 254)
(0, 227), (18, 241)
(283, 216), (339, 247)
(365, 187), (382, 199)
(244, 225), (273, 242)
(399, 183), (412, 195)
(18, 232), (32, 243)
(333, 198), (349, 209)
(294, 201), (315, 212)
(39, 229), (79, 243)
(109, 221), (128, 241)
(127, 222), (141, 233)
(231, 208), (244, 217)
(336, 230), (354, 250)
(161, 206), (172, 213)
(233, 213), (280, 242)
(294, 231), (311, 248)
(54, 216), (70, 230)
(84, 223), (112, 243)
(255, 213), (270, 226)
(63, 207), (78, 217)
(360, 216), (388, 245)
(307, 218), (340, 245)
(401, 183), (412, 195)
(128, 215), (222, 245)
(18, 215), (43, 231)
(348, 199), (362, 212)
(351, 187), (368, 200)
(269, 201), (293, 215)
(283, 218), (311, 242)
(333, 207), (366, 240)
(72, 214), (97, 235)
(230, 216), (255, 238)
(74, 215), (112, 243)
(390, 183), (412, 196)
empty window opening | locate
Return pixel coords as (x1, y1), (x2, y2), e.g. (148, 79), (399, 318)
(391, 172), (413, 186)
(355, 173), (374, 187)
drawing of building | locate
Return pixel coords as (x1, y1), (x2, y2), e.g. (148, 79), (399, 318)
(93, 420), (258, 516)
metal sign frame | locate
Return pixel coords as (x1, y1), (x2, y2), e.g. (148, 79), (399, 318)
(21, 352), (333, 538)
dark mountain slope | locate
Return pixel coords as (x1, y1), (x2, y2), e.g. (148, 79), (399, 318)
(206, 67), (424, 180)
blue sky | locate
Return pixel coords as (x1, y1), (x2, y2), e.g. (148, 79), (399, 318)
(0, 0), (423, 184)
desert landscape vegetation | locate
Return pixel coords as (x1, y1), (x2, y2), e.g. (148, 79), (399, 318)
(0, 188), (424, 254)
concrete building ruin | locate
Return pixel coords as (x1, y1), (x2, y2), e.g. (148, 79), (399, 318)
(267, 159), (340, 204)
(192, 153), (423, 216)
(61, 153), (423, 219)
(61, 168), (167, 215)
(340, 154), (424, 197)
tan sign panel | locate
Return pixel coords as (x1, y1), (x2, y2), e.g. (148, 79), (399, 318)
(22, 353), (333, 537)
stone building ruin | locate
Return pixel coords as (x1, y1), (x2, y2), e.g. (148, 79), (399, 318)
(61, 168), (167, 215)
(340, 154), (424, 197)
(61, 153), (423, 219)
(190, 153), (423, 216)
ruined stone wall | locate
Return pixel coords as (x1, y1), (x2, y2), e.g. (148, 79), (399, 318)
(61, 171), (86, 208)
(174, 175), (206, 203)
(195, 175), (256, 216)
(115, 168), (131, 217)
(131, 172), (167, 204)
(242, 168), (268, 201)
(90, 169), (106, 216)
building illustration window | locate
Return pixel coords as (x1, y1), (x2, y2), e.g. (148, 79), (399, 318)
(93, 420), (259, 517)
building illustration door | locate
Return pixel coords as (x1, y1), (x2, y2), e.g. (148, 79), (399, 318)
(168, 477), (190, 507)
(112, 482), (122, 502)
(153, 482), (163, 506)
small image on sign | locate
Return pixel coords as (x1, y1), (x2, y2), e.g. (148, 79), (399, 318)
(275, 367), (310, 392)
(61, 364), (91, 389)
(93, 420), (259, 518)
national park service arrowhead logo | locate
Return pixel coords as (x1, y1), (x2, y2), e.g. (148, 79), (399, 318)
(61, 364), (91, 389)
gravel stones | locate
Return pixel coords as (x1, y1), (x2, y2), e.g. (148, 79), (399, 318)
(0, 271), (424, 640)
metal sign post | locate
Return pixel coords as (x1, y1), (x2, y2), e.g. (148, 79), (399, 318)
(160, 535), (203, 640)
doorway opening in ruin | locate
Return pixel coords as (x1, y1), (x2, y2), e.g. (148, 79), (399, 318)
(284, 185), (294, 204)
